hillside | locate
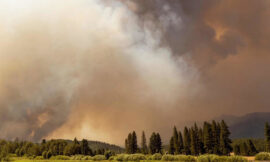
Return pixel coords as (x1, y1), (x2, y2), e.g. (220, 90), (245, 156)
(215, 112), (270, 139)
(64, 139), (124, 153)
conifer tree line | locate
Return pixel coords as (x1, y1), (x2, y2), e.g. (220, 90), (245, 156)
(169, 120), (232, 156)
(124, 120), (232, 155)
(125, 131), (161, 154)
(0, 138), (116, 159)
(233, 139), (258, 156)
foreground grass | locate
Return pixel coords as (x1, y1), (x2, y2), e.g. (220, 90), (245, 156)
(6, 154), (252, 162)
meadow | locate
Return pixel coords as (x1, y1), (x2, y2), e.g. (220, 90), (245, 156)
(5, 153), (254, 162)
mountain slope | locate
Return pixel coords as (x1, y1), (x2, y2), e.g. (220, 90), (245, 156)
(215, 112), (270, 139)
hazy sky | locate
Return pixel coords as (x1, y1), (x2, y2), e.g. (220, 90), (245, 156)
(0, 0), (269, 146)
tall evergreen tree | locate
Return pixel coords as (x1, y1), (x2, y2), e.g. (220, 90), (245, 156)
(203, 122), (213, 154)
(169, 137), (175, 154)
(265, 122), (270, 152)
(219, 120), (232, 155)
(178, 131), (184, 154)
(155, 133), (162, 153)
(125, 133), (133, 154)
(141, 131), (148, 154)
(211, 120), (220, 154)
(190, 128), (198, 155)
(173, 126), (180, 154)
(131, 131), (138, 154)
(149, 132), (156, 154)
(246, 139), (258, 156)
(125, 131), (138, 154)
(80, 139), (92, 155)
(240, 142), (248, 156)
(183, 127), (191, 155)
(198, 128), (205, 154)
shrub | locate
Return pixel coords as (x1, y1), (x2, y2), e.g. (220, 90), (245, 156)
(82, 155), (93, 160)
(109, 155), (116, 160)
(92, 155), (106, 161)
(70, 155), (85, 160)
(176, 155), (196, 162)
(35, 156), (43, 160)
(128, 154), (146, 161)
(104, 150), (114, 160)
(255, 152), (270, 161)
(162, 154), (177, 161)
(197, 154), (247, 162)
(46, 150), (52, 159)
(113, 154), (129, 161)
(150, 153), (162, 160)
(227, 156), (247, 162)
(50, 155), (70, 160)
(42, 151), (47, 159)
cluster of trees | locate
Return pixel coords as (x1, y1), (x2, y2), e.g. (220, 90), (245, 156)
(125, 131), (162, 154)
(233, 139), (258, 156)
(0, 138), (114, 159)
(169, 120), (232, 156)
(265, 122), (270, 152)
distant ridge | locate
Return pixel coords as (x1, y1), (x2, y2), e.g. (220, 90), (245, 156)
(214, 112), (270, 139)
(64, 139), (124, 153)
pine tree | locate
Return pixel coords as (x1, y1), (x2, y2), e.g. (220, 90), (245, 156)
(169, 137), (175, 154)
(149, 132), (156, 154)
(240, 142), (248, 156)
(233, 144), (240, 155)
(141, 131), (148, 154)
(173, 126), (180, 154)
(156, 133), (162, 153)
(190, 128), (197, 155)
(193, 123), (200, 155)
(126, 133), (132, 154)
(265, 122), (270, 152)
(183, 127), (191, 155)
(80, 139), (92, 155)
(246, 139), (257, 156)
(198, 128), (205, 154)
(219, 120), (232, 155)
(203, 122), (213, 154)
(178, 131), (184, 154)
(131, 131), (138, 154)
(211, 120), (219, 154)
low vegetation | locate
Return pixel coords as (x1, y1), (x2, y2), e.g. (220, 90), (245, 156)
(0, 121), (270, 161)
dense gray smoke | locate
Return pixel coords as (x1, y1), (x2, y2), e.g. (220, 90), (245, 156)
(0, 0), (269, 145)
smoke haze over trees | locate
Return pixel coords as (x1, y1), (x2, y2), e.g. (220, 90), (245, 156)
(0, 0), (269, 145)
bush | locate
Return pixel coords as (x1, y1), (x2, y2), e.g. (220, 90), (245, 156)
(227, 156), (247, 162)
(113, 154), (129, 161)
(35, 156), (43, 160)
(92, 155), (106, 161)
(42, 151), (47, 159)
(176, 155), (196, 162)
(104, 150), (114, 160)
(197, 154), (247, 162)
(70, 155), (85, 160)
(82, 155), (93, 160)
(162, 154), (177, 161)
(150, 153), (162, 160)
(46, 150), (52, 159)
(50, 155), (70, 160)
(255, 152), (270, 161)
(128, 154), (146, 161)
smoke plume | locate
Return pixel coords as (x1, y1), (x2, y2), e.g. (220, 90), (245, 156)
(0, 0), (269, 145)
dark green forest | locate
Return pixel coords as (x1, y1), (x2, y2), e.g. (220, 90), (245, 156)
(0, 121), (269, 160)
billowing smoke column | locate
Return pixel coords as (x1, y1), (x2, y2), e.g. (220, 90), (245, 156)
(0, 0), (195, 144)
(0, 0), (270, 145)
